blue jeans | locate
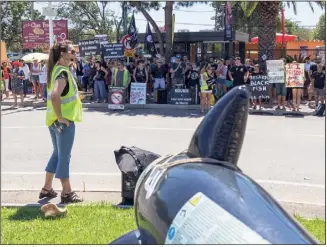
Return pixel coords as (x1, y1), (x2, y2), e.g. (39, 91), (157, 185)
(94, 80), (107, 101)
(23, 79), (29, 95)
(45, 122), (75, 179)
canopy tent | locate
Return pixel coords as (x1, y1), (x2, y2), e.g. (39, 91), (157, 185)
(251, 33), (297, 43)
(21, 53), (49, 63)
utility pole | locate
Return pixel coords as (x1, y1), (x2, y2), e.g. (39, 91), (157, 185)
(31, 1), (34, 20)
(122, 2), (128, 35)
(48, 1), (54, 47)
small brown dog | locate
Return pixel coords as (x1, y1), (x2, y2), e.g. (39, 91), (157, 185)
(41, 203), (68, 217)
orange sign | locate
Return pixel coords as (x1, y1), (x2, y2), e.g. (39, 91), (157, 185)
(124, 50), (134, 58)
(1, 41), (8, 62)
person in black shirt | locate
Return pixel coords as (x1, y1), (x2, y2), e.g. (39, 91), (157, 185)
(170, 54), (185, 87)
(228, 57), (248, 87)
(93, 61), (108, 103)
(187, 63), (200, 104)
(152, 59), (166, 94)
(312, 63), (325, 106)
(133, 59), (148, 83)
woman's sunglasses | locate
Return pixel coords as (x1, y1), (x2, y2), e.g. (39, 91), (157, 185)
(68, 49), (76, 55)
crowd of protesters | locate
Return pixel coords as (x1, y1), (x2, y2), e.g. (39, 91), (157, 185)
(1, 54), (325, 113)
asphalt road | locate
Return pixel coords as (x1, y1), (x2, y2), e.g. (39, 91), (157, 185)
(1, 106), (325, 208)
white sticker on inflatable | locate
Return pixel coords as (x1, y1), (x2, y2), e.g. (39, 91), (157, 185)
(165, 192), (270, 244)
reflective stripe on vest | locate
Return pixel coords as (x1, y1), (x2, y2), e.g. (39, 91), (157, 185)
(47, 66), (78, 104)
(113, 69), (128, 87)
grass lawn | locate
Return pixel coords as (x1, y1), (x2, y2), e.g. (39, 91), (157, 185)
(1, 204), (325, 244)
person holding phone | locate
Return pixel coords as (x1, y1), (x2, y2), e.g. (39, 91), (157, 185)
(41, 40), (83, 204)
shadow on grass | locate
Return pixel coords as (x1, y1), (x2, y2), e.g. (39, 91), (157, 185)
(8, 206), (67, 221)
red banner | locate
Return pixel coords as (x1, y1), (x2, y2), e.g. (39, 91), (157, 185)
(22, 20), (68, 49)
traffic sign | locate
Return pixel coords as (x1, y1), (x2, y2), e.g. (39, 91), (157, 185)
(42, 7), (57, 16)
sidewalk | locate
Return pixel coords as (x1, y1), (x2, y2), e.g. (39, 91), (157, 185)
(1, 190), (325, 219)
(1, 94), (316, 116)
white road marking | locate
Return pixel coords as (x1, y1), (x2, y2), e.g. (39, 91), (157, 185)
(1, 172), (324, 189)
(1, 172), (121, 176)
(2, 125), (324, 138)
(256, 180), (325, 189)
(2, 126), (47, 129)
(128, 126), (195, 131)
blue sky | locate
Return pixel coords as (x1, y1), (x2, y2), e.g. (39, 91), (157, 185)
(35, 1), (325, 32)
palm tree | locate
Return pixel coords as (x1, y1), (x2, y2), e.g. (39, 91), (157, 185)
(237, 1), (325, 69)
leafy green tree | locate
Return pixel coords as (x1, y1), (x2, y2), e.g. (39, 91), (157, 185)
(0, 1), (44, 51)
(233, 1), (324, 68)
(56, 2), (115, 42)
(313, 13), (326, 40)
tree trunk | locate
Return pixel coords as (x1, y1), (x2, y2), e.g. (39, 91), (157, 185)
(258, 1), (279, 71)
(164, 1), (174, 62)
(130, 2), (165, 57)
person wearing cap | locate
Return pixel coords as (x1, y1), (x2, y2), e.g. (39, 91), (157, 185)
(170, 54), (185, 89)
(31, 58), (42, 100)
(9, 61), (25, 108)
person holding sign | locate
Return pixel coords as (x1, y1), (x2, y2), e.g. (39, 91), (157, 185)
(275, 58), (287, 111)
(287, 61), (304, 112)
(112, 60), (131, 101)
(250, 64), (264, 110)
(133, 59), (148, 84)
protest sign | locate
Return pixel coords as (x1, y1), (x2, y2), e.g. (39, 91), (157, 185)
(250, 75), (269, 98)
(168, 88), (192, 105)
(266, 60), (285, 84)
(286, 63), (305, 88)
(130, 83), (146, 104)
(108, 87), (125, 110)
(94, 34), (109, 45)
(78, 40), (100, 57)
(102, 44), (124, 59)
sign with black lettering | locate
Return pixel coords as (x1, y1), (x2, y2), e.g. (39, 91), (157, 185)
(102, 43), (124, 59)
(250, 75), (269, 98)
(78, 39), (100, 57)
(168, 88), (192, 105)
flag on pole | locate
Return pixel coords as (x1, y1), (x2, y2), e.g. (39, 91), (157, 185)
(172, 14), (175, 44)
(128, 13), (138, 49)
(144, 22), (157, 57)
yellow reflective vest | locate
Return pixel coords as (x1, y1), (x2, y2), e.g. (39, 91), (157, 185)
(112, 68), (129, 88)
(201, 72), (209, 91)
(46, 65), (82, 127)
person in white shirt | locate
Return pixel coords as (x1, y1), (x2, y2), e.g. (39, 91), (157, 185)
(20, 60), (30, 97)
(31, 58), (42, 99)
(39, 60), (47, 101)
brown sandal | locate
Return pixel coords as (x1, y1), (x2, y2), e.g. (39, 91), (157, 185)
(39, 188), (58, 199)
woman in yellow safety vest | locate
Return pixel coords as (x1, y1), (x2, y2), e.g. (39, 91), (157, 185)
(200, 64), (214, 113)
(40, 40), (83, 204)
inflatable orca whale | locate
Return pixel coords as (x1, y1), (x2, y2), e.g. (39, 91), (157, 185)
(110, 86), (318, 245)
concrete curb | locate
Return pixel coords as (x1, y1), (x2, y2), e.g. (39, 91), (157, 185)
(1, 191), (325, 219)
(1, 100), (315, 116)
